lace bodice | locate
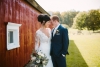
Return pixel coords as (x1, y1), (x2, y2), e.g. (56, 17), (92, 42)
(34, 28), (53, 67)
(35, 28), (51, 51)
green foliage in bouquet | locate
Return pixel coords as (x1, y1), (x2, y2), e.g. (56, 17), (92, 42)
(30, 50), (49, 67)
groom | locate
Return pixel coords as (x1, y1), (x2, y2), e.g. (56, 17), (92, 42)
(50, 15), (69, 67)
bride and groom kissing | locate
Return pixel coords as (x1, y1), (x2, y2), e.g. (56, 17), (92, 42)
(34, 14), (69, 67)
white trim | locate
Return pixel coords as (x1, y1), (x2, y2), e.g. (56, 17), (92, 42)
(7, 22), (21, 50)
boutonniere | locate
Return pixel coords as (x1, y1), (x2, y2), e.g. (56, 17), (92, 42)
(55, 30), (60, 35)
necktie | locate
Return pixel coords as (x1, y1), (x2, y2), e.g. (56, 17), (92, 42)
(52, 28), (55, 37)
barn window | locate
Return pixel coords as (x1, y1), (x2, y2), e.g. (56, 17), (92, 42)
(8, 31), (14, 43)
(7, 22), (21, 50)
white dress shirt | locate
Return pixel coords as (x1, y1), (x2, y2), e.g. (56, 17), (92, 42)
(53, 24), (60, 36)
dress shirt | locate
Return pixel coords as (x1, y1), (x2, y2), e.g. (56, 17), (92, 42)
(53, 24), (60, 36)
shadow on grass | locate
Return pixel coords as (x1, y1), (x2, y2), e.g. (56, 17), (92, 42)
(66, 40), (88, 67)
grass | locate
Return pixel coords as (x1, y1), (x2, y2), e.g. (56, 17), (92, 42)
(66, 30), (100, 67)
(66, 40), (88, 67)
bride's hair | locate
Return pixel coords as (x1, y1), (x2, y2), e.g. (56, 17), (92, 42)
(37, 14), (50, 25)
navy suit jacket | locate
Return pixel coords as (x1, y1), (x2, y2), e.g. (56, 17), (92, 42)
(50, 25), (69, 57)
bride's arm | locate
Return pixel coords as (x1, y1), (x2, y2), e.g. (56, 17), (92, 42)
(35, 32), (40, 52)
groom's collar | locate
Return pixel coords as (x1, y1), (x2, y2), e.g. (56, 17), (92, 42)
(52, 24), (60, 37)
(54, 24), (60, 30)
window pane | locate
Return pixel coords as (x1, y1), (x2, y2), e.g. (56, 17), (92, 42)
(10, 31), (13, 43)
(8, 31), (13, 43)
(8, 32), (10, 43)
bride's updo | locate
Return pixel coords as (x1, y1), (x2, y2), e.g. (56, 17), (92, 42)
(37, 14), (50, 25)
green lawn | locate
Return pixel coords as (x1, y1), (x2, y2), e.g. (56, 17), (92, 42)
(66, 33), (100, 67)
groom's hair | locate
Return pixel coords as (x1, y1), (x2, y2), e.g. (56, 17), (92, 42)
(51, 15), (59, 22)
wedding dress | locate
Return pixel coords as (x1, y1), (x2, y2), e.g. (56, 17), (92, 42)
(35, 28), (53, 67)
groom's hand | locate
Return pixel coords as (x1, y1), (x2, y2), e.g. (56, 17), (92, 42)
(62, 54), (65, 57)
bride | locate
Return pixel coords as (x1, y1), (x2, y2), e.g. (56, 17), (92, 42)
(35, 14), (53, 67)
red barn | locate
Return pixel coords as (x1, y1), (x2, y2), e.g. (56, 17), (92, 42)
(0, 0), (50, 67)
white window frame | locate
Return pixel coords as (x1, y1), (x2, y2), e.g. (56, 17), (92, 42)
(7, 22), (21, 50)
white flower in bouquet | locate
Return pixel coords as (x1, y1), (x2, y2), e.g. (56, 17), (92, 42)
(41, 54), (44, 57)
(31, 56), (36, 61)
(38, 52), (42, 55)
(36, 60), (40, 63)
(42, 61), (46, 64)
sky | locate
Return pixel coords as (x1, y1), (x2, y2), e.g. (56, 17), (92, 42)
(36, 0), (100, 12)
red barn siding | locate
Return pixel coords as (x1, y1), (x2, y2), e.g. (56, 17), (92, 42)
(0, 0), (41, 67)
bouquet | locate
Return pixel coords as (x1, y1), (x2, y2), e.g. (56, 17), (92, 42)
(25, 50), (49, 67)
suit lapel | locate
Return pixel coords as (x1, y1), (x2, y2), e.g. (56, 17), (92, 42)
(53, 25), (61, 37)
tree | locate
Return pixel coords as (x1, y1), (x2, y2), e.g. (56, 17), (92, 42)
(61, 10), (78, 27)
(85, 10), (100, 31)
(52, 11), (62, 23)
(61, 12), (69, 24)
(72, 11), (87, 30)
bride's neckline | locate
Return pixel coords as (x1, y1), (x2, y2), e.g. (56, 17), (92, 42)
(39, 28), (50, 38)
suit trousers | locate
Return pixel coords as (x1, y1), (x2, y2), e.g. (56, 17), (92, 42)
(51, 55), (67, 67)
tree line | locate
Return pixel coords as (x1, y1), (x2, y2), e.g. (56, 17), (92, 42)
(48, 10), (79, 27)
(48, 9), (100, 31)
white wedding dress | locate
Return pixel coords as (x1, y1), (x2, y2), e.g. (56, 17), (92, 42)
(35, 28), (53, 67)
